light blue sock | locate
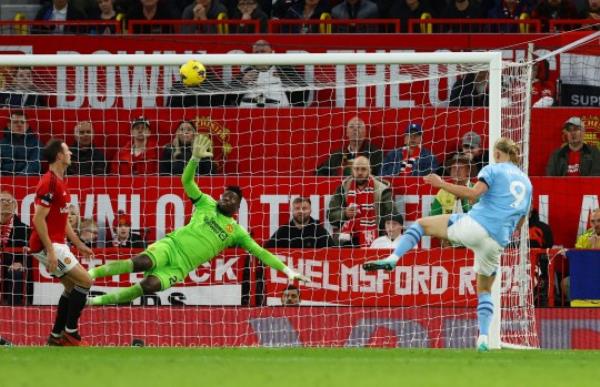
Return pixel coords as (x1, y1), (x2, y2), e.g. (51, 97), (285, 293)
(391, 223), (425, 259)
(477, 292), (493, 336)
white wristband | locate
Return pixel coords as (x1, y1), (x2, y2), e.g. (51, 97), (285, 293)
(283, 267), (293, 278)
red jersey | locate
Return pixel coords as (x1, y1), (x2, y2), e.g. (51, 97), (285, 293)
(110, 140), (159, 175)
(29, 171), (70, 252)
(566, 150), (581, 176)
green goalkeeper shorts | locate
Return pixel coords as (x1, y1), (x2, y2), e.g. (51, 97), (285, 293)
(143, 238), (188, 291)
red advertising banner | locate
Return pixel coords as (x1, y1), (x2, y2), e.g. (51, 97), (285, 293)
(1, 306), (599, 349)
(0, 176), (597, 248)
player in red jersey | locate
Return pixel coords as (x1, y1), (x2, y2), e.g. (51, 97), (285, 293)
(29, 139), (94, 346)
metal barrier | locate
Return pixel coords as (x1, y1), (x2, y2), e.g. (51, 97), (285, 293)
(0, 20), (121, 34)
(549, 19), (600, 32)
(407, 18), (541, 33)
(127, 19), (261, 34)
(267, 18), (400, 33)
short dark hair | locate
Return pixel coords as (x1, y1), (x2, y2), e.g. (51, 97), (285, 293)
(10, 110), (25, 118)
(292, 197), (311, 206)
(43, 138), (65, 163)
(226, 186), (243, 199)
(285, 284), (299, 292)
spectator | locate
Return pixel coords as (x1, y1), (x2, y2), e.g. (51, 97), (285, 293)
(231, 40), (308, 107)
(331, 0), (380, 32)
(487, 0), (532, 32)
(88, 0), (121, 34)
(111, 212), (145, 248)
(328, 156), (396, 247)
(181, 0), (228, 33)
(449, 70), (489, 107)
(0, 191), (31, 305)
(283, 0), (332, 33)
(370, 213), (403, 249)
(79, 218), (100, 248)
(229, 0), (268, 33)
(457, 131), (488, 175)
(272, 0), (299, 17)
(528, 208), (554, 249)
(430, 154), (475, 216)
(0, 67), (46, 108)
(111, 116), (160, 175)
(34, 0), (88, 34)
(532, 0), (578, 32)
(68, 121), (107, 176)
(576, 208), (600, 249)
(127, 0), (179, 34)
(281, 284), (301, 305)
(265, 197), (333, 248)
(440, 0), (484, 32)
(67, 204), (81, 234)
(160, 120), (215, 175)
(0, 111), (42, 176)
(316, 116), (383, 176)
(531, 59), (556, 108)
(387, 0), (433, 32)
(546, 116), (600, 176)
(579, 0), (600, 19)
(380, 122), (438, 177)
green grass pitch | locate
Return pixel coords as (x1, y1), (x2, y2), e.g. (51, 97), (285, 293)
(1, 347), (599, 387)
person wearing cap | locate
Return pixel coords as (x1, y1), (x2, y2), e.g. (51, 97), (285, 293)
(316, 116), (383, 177)
(265, 196), (333, 248)
(380, 122), (438, 177)
(369, 213), (403, 249)
(68, 121), (107, 176)
(431, 154), (476, 217)
(112, 212), (145, 249)
(111, 116), (160, 175)
(546, 117), (600, 176)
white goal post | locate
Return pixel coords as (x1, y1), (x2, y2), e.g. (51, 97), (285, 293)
(0, 51), (533, 349)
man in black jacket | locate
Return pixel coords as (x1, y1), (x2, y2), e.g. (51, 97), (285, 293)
(546, 116), (600, 176)
(34, 0), (88, 34)
(0, 191), (31, 305)
(68, 121), (107, 176)
(265, 197), (332, 248)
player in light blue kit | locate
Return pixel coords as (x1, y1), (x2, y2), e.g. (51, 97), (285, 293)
(363, 137), (532, 352)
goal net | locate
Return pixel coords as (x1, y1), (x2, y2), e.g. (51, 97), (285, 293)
(0, 52), (536, 348)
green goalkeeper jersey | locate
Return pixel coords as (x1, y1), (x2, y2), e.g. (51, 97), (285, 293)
(166, 158), (287, 274)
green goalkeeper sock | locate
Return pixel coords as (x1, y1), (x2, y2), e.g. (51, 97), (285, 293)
(89, 284), (144, 306)
(89, 259), (134, 280)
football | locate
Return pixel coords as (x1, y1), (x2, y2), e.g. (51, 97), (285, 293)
(179, 59), (206, 87)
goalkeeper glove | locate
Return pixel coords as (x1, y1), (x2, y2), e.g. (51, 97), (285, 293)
(283, 267), (309, 283)
(192, 134), (214, 159)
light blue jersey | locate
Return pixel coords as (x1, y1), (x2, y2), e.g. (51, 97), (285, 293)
(468, 162), (532, 247)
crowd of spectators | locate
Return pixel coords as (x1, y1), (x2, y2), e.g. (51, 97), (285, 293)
(6, 0), (597, 35)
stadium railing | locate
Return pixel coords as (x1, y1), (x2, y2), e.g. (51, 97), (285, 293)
(0, 20), (121, 34)
(267, 18), (401, 33)
(407, 18), (542, 33)
(548, 19), (600, 32)
(127, 19), (261, 34)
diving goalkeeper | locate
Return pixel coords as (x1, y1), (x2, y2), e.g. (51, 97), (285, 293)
(88, 135), (307, 305)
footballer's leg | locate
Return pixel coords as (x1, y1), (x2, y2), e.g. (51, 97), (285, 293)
(61, 264), (93, 346)
(88, 253), (153, 280)
(48, 276), (73, 346)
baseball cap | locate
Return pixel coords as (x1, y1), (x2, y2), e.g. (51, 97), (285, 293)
(405, 122), (422, 135)
(462, 131), (481, 148)
(131, 116), (150, 129)
(563, 116), (582, 129)
(116, 212), (131, 227)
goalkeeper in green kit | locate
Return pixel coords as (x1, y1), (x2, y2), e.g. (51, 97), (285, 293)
(88, 135), (308, 306)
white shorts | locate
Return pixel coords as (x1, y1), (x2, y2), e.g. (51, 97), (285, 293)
(32, 243), (79, 278)
(447, 214), (503, 277)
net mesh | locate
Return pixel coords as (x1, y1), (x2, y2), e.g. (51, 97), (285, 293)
(0, 55), (536, 348)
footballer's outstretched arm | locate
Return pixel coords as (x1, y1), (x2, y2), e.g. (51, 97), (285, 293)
(181, 135), (214, 200)
(239, 232), (308, 282)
